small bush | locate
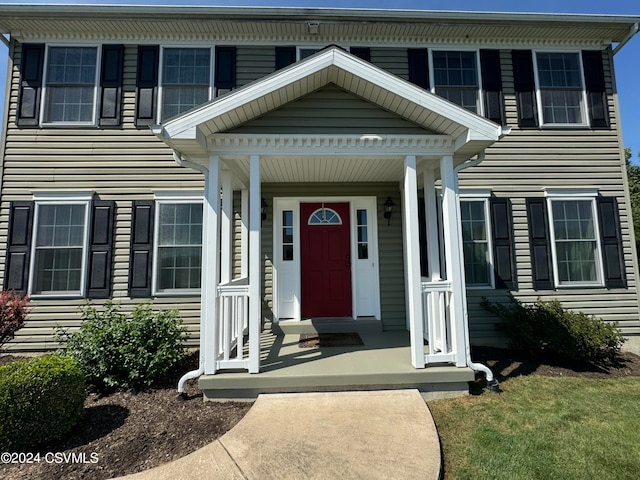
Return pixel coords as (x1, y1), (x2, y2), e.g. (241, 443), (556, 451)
(0, 291), (29, 349)
(0, 355), (86, 451)
(482, 295), (625, 364)
(56, 302), (189, 390)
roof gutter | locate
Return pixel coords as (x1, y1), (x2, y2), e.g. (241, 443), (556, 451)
(0, 34), (8, 48)
(613, 22), (639, 55)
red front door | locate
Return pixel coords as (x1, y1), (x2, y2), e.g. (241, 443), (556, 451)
(300, 202), (352, 318)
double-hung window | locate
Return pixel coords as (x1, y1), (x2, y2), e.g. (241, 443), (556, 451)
(432, 50), (481, 114)
(30, 195), (91, 296)
(153, 197), (203, 294)
(547, 191), (603, 286)
(459, 194), (493, 288)
(160, 47), (211, 121)
(534, 52), (587, 126)
(43, 46), (99, 124)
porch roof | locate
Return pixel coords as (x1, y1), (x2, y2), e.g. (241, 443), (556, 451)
(152, 47), (506, 170)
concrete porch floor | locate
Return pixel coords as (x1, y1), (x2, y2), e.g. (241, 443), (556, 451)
(199, 320), (475, 400)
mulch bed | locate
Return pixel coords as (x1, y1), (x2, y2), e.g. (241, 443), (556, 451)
(298, 332), (364, 348)
(0, 351), (252, 480)
(469, 346), (640, 394)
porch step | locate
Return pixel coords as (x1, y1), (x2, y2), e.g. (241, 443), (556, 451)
(270, 318), (383, 335)
(199, 330), (475, 401)
(199, 366), (474, 402)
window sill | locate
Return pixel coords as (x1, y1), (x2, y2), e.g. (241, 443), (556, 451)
(153, 290), (201, 297)
(40, 122), (98, 128)
(555, 282), (605, 289)
(29, 292), (85, 300)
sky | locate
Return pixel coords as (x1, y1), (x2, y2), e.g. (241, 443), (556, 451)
(1, 0), (639, 157)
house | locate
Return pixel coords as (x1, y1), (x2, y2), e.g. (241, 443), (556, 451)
(0, 5), (639, 399)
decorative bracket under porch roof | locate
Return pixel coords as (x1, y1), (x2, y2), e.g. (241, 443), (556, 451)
(152, 46), (506, 164)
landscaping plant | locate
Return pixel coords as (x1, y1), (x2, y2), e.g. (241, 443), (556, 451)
(56, 302), (189, 390)
(482, 294), (625, 364)
(0, 290), (28, 350)
(0, 355), (86, 451)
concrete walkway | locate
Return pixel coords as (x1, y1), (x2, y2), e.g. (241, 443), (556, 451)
(116, 390), (441, 480)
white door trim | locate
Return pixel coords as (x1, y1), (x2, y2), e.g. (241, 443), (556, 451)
(273, 196), (381, 322)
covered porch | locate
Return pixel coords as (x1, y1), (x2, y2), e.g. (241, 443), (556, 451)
(152, 46), (506, 396)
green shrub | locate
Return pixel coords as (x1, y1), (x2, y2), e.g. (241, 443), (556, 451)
(0, 355), (85, 451)
(56, 302), (189, 390)
(0, 291), (29, 349)
(482, 295), (625, 364)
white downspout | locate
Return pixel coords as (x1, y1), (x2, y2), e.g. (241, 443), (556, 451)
(453, 144), (507, 393)
(173, 151), (210, 398)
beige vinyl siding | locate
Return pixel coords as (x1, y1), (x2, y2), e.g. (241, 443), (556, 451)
(370, 48), (409, 80)
(1, 43), (204, 351)
(260, 183), (406, 330)
(229, 84), (431, 134)
(236, 46), (275, 87)
(461, 48), (640, 345)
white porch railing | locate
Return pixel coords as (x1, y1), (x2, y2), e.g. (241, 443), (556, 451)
(216, 277), (250, 370)
(421, 280), (457, 364)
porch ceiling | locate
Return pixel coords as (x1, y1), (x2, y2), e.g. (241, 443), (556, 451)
(153, 47), (505, 168)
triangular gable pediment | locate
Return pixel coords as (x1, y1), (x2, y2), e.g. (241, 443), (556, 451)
(228, 84), (435, 135)
(155, 46), (504, 158)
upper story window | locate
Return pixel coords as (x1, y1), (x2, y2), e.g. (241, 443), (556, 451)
(43, 46), (98, 124)
(534, 52), (587, 126)
(160, 47), (212, 121)
(432, 51), (480, 114)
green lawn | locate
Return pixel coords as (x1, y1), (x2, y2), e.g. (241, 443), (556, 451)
(429, 375), (640, 480)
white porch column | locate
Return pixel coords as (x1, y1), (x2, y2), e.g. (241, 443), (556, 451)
(440, 155), (468, 367)
(240, 189), (249, 279)
(248, 155), (261, 373)
(203, 155), (221, 375)
(221, 169), (233, 284)
(402, 155), (426, 369)
(423, 168), (441, 282)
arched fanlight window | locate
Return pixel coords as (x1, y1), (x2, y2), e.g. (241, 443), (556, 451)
(308, 207), (342, 225)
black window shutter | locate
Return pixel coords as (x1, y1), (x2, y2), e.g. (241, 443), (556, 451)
(87, 200), (116, 299)
(582, 50), (610, 129)
(512, 50), (539, 128)
(526, 198), (553, 289)
(480, 49), (505, 126)
(490, 197), (516, 289)
(129, 200), (155, 297)
(4, 201), (34, 295)
(135, 45), (159, 127)
(17, 44), (45, 127)
(407, 48), (429, 89)
(350, 47), (371, 62)
(275, 46), (296, 70)
(597, 196), (626, 288)
(214, 46), (237, 90)
(99, 45), (124, 127)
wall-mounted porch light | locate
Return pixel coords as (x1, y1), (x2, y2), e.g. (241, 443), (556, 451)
(383, 197), (395, 226)
(261, 198), (268, 222)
